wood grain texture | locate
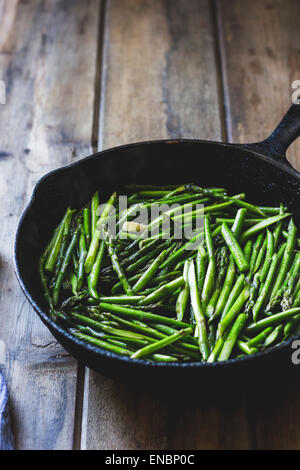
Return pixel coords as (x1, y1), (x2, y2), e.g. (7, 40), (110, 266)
(83, 370), (251, 450)
(217, 0), (300, 169)
(82, 0), (251, 450)
(98, 0), (222, 148)
(0, 0), (100, 449)
(218, 0), (300, 449)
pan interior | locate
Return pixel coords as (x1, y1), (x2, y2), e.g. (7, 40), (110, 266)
(15, 140), (300, 334)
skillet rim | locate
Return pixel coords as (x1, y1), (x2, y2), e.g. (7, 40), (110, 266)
(13, 138), (300, 370)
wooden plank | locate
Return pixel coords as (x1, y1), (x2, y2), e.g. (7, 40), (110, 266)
(0, 0), (100, 449)
(218, 0), (300, 449)
(98, 0), (222, 147)
(82, 0), (251, 450)
(217, 0), (300, 169)
(83, 369), (251, 450)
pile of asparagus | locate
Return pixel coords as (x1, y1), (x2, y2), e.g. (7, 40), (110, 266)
(39, 183), (300, 363)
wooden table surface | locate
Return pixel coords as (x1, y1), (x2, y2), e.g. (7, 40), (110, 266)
(1, 0), (300, 450)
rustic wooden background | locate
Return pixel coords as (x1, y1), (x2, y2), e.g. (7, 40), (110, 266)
(1, 0), (300, 450)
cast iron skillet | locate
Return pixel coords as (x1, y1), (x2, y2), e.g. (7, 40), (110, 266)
(14, 104), (300, 386)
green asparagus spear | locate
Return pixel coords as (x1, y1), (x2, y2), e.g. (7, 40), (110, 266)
(188, 260), (209, 359)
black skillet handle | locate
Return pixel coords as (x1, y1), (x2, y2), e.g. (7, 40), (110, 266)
(241, 104), (300, 164)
